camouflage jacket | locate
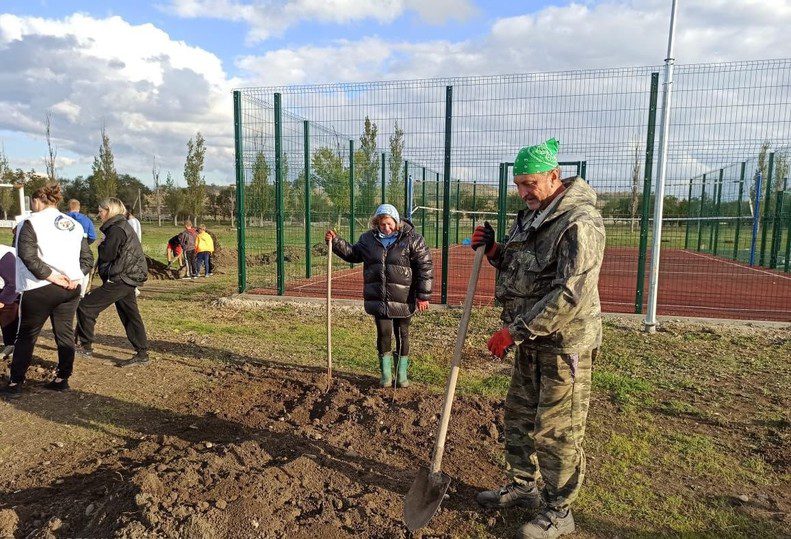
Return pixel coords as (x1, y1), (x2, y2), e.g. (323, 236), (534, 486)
(491, 177), (605, 353)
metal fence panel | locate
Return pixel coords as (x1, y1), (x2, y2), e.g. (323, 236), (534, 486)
(234, 59), (791, 321)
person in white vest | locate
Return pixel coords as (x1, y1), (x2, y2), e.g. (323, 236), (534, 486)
(1, 183), (93, 399)
(126, 207), (142, 241)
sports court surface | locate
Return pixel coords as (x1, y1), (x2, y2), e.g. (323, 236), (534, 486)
(252, 246), (791, 322)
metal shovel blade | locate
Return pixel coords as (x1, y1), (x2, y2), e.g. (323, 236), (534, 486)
(403, 466), (452, 532)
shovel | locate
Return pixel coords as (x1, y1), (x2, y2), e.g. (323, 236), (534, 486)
(325, 239), (333, 391)
(403, 246), (485, 532)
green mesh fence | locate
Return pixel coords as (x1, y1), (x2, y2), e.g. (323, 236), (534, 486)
(234, 59), (791, 321)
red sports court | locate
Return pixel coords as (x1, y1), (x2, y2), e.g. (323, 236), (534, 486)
(253, 245), (791, 322)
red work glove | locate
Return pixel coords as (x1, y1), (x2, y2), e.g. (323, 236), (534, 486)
(416, 300), (429, 312)
(487, 326), (515, 359)
(325, 230), (337, 243)
(471, 221), (500, 258)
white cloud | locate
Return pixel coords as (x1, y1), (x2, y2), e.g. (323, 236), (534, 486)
(237, 0), (791, 86)
(165, 0), (477, 43)
(0, 13), (236, 182)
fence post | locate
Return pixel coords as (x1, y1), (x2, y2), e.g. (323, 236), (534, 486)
(349, 139), (355, 268)
(749, 171), (763, 266)
(471, 180), (478, 233)
(404, 160), (409, 215)
(712, 168), (724, 256)
(696, 174), (707, 252)
(455, 179), (461, 244)
(635, 71), (659, 314)
(769, 176), (786, 269)
(580, 160), (587, 180)
(233, 91), (247, 293)
(441, 85), (452, 304)
(784, 200), (791, 272)
(274, 93), (285, 295)
(733, 162), (746, 261)
(435, 172), (440, 249)
(304, 120), (312, 278)
(759, 152), (774, 266)
(421, 168), (427, 237)
(497, 163), (507, 241)
(381, 152), (386, 204)
(684, 177), (693, 249)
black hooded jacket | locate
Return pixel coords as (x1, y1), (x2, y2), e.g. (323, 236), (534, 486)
(97, 215), (148, 287)
(331, 221), (433, 318)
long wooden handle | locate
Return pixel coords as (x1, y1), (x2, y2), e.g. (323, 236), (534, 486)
(430, 246), (485, 474)
(326, 241), (333, 386)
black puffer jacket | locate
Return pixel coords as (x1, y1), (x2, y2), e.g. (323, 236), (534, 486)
(98, 215), (148, 287)
(332, 221), (433, 318)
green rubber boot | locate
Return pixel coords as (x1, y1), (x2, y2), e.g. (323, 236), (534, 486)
(379, 354), (393, 387)
(396, 355), (410, 388)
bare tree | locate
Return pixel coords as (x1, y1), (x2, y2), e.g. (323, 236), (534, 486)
(629, 142), (641, 232)
(44, 112), (57, 182)
(152, 155), (162, 226)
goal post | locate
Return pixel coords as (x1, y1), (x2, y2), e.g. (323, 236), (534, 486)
(0, 183), (27, 228)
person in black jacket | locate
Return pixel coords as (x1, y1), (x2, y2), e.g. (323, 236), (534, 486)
(75, 197), (150, 366)
(0, 183), (93, 399)
(326, 204), (433, 388)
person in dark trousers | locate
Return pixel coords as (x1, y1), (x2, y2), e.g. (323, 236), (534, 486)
(1, 183), (93, 399)
(75, 197), (150, 366)
(195, 225), (214, 277)
(326, 204), (433, 388)
(0, 242), (19, 359)
(178, 220), (197, 279)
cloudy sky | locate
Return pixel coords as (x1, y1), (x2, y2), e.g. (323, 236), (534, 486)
(0, 0), (788, 185)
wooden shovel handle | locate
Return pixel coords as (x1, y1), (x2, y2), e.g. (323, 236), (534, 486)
(430, 246), (485, 474)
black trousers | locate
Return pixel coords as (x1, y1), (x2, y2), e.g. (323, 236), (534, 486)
(76, 280), (148, 353)
(374, 316), (411, 356)
(10, 284), (80, 383)
(0, 302), (19, 346)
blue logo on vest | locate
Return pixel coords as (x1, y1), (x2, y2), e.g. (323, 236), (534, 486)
(54, 215), (75, 232)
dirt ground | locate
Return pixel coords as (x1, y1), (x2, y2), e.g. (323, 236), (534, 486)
(0, 340), (534, 538)
(0, 283), (788, 538)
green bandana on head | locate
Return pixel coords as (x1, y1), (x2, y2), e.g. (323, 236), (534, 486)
(513, 138), (560, 175)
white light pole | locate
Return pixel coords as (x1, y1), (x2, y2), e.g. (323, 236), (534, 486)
(645, 0), (679, 333)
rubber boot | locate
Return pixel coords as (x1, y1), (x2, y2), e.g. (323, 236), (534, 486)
(396, 355), (410, 388)
(379, 354), (393, 387)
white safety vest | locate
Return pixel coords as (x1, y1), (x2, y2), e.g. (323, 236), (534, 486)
(15, 206), (85, 292)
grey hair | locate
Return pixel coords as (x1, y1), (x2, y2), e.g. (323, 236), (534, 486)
(98, 197), (126, 219)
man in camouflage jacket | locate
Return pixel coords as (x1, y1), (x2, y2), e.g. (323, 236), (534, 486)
(472, 138), (605, 539)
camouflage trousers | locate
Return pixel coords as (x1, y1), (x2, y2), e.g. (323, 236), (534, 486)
(504, 346), (594, 509)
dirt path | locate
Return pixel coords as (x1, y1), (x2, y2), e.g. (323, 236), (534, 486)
(0, 334), (542, 538)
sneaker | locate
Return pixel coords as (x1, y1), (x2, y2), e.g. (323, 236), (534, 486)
(476, 482), (543, 510)
(206, 273), (213, 277)
(0, 381), (23, 400)
(120, 352), (150, 368)
(75, 345), (93, 358)
(518, 507), (575, 539)
(44, 378), (70, 392)
(1, 345), (14, 359)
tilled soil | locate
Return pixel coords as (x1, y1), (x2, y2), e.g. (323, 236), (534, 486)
(1, 359), (537, 538)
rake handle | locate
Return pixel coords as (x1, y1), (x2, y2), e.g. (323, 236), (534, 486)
(429, 246), (485, 474)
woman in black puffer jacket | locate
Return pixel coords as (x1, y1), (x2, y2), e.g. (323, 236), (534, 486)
(76, 197), (150, 366)
(326, 204), (433, 389)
